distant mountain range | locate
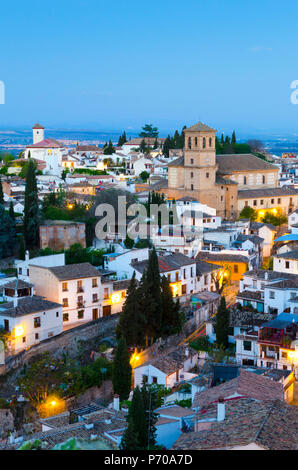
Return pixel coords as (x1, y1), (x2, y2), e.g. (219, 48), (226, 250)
(0, 128), (298, 156)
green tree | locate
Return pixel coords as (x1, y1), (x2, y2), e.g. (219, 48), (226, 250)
(160, 276), (184, 336)
(261, 211), (287, 227)
(120, 420), (140, 450)
(129, 386), (147, 448)
(112, 337), (132, 401)
(0, 204), (17, 259)
(124, 233), (134, 249)
(139, 248), (162, 346)
(116, 272), (145, 348)
(9, 200), (15, 221)
(23, 159), (40, 248)
(139, 170), (150, 182)
(162, 136), (171, 157)
(141, 383), (158, 449)
(18, 235), (26, 260)
(215, 296), (230, 349)
(103, 140), (115, 155)
(139, 124), (159, 138)
(0, 177), (4, 205)
(231, 130), (236, 144)
(239, 205), (257, 221)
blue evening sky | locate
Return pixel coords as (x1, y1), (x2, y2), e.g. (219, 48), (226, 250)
(0, 0), (298, 135)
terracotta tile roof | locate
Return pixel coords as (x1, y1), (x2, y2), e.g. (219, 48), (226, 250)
(0, 295), (62, 317)
(192, 369), (284, 409)
(216, 154), (278, 173)
(196, 251), (249, 264)
(48, 263), (100, 281)
(1, 279), (33, 290)
(185, 122), (217, 133)
(196, 259), (221, 276)
(238, 186), (298, 199)
(236, 290), (264, 301)
(173, 399), (298, 450)
(132, 252), (195, 275)
(276, 249), (298, 260)
(155, 405), (194, 418)
(26, 138), (63, 149)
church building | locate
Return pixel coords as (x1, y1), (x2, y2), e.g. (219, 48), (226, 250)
(24, 123), (65, 176)
(155, 122), (298, 220)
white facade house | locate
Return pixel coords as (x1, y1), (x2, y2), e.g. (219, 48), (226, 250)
(273, 251), (298, 275)
(152, 229), (202, 258)
(235, 331), (259, 366)
(28, 263), (102, 325)
(103, 248), (149, 280)
(249, 222), (276, 258)
(16, 252), (66, 283)
(134, 347), (198, 388)
(132, 251), (197, 298)
(0, 295), (63, 353)
(288, 210), (298, 230)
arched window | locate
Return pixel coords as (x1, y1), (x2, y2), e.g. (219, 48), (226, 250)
(209, 137), (212, 147)
(203, 137), (206, 148)
(188, 137), (191, 149)
(195, 137), (198, 146)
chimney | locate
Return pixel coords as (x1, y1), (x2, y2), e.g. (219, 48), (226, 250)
(25, 250), (30, 262)
(264, 271), (268, 281)
(217, 397), (225, 422)
(113, 394), (120, 411)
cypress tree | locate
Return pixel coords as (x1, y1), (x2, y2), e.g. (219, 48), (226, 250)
(232, 130), (236, 144)
(139, 248), (162, 346)
(120, 420), (140, 450)
(141, 383), (158, 449)
(160, 276), (184, 336)
(18, 235), (26, 261)
(220, 133), (224, 145)
(162, 136), (170, 157)
(215, 296), (230, 349)
(24, 158), (40, 248)
(9, 200), (15, 221)
(116, 272), (145, 348)
(112, 336), (132, 401)
(0, 204), (17, 259)
(129, 386), (147, 448)
(0, 177), (4, 205)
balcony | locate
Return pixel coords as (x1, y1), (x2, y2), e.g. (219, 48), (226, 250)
(77, 301), (85, 308)
(259, 330), (295, 350)
(77, 287), (84, 293)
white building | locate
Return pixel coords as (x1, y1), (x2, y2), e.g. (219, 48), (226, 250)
(24, 123), (66, 176)
(132, 251), (197, 298)
(16, 252), (66, 283)
(28, 263), (102, 325)
(0, 294), (63, 353)
(134, 347), (198, 388)
(249, 222), (276, 258)
(273, 250), (298, 275)
(103, 248), (149, 280)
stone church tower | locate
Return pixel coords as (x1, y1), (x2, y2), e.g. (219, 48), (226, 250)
(32, 123), (45, 145)
(163, 122), (238, 219)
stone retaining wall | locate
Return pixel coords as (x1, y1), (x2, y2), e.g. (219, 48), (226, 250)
(1, 315), (118, 375)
